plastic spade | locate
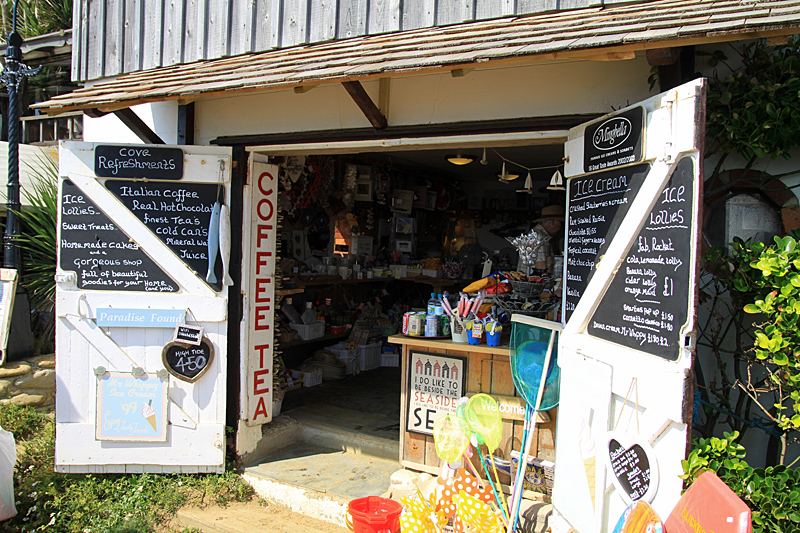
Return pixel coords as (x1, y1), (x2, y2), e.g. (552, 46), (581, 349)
(507, 315), (563, 533)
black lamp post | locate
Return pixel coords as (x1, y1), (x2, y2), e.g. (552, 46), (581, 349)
(0, 0), (40, 270)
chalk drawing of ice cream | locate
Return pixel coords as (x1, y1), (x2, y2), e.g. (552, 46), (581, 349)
(579, 416), (596, 510)
(142, 400), (157, 432)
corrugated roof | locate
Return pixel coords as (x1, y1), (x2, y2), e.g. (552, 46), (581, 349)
(35, 0), (800, 114)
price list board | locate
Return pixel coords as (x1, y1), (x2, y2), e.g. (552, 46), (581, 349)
(59, 179), (179, 292)
(105, 180), (222, 287)
(565, 164), (650, 321)
(566, 157), (696, 360)
(588, 157), (695, 360)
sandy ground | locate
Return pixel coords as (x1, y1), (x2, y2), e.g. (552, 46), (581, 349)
(171, 499), (349, 532)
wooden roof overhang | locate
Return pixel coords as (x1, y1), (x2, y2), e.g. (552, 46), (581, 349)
(32, 0), (800, 132)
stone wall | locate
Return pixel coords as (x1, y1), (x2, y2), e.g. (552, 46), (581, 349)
(0, 354), (55, 409)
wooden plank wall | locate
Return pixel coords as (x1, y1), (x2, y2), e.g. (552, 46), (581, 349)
(400, 342), (557, 487)
(75, 0), (624, 82)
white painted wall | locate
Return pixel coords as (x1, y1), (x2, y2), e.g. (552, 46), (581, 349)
(193, 57), (652, 145)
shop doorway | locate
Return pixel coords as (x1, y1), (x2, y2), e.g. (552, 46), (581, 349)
(238, 133), (568, 492)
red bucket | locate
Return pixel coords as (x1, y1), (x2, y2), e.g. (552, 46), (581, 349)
(347, 496), (403, 533)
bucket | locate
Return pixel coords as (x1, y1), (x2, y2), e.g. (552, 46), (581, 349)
(487, 330), (501, 347)
(451, 318), (467, 343)
(467, 331), (483, 345)
(348, 496), (403, 533)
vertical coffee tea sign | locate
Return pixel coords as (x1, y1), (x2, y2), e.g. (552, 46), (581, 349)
(241, 157), (279, 425)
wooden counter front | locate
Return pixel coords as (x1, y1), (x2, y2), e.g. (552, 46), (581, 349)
(388, 334), (557, 481)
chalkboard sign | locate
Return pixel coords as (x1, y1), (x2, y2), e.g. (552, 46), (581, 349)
(565, 164), (650, 322)
(95, 145), (183, 180)
(584, 107), (644, 174)
(59, 179), (179, 292)
(588, 156), (695, 360)
(171, 324), (204, 346)
(96, 372), (168, 441)
(607, 436), (655, 503)
(105, 180), (222, 288)
(162, 338), (214, 382)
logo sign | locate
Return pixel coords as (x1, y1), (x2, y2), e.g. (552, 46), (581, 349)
(583, 106), (644, 173)
(96, 308), (186, 328)
(406, 351), (466, 436)
(171, 324), (204, 346)
(95, 371), (168, 442)
(162, 338), (214, 383)
(95, 145), (184, 180)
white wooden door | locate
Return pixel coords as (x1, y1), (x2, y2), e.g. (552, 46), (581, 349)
(551, 79), (705, 532)
(55, 141), (232, 473)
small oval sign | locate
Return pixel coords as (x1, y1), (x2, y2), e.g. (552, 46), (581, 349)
(592, 117), (632, 151)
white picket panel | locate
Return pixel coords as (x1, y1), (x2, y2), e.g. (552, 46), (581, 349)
(56, 142), (232, 473)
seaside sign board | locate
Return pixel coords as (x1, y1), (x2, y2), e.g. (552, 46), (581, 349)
(406, 351), (466, 436)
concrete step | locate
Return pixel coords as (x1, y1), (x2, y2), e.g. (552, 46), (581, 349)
(286, 403), (400, 461)
(243, 441), (400, 528)
(173, 500), (348, 533)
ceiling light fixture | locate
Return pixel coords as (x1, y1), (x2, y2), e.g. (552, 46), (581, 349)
(547, 169), (565, 191)
(446, 154), (475, 165)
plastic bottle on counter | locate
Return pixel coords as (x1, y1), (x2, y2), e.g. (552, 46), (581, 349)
(435, 294), (444, 316)
(427, 293), (437, 315)
(301, 301), (317, 325)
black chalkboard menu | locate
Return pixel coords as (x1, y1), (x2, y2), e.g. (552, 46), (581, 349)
(59, 179), (179, 292)
(105, 180), (223, 289)
(95, 145), (184, 180)
(565, 163), (650, 322)
(584, 106), (644, 174)
(587, 157), (695, 360)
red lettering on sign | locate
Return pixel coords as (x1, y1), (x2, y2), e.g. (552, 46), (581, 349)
(257, 199), (274, 222)
(255, 278), (272, 303)
(254, 397), (268, 419)
(258, 172), (274, 196)
(255, 251), (272, 275)
(253, 369), (270, 395)
(255, 343), (270, 367)
(255, 306), (271, 330)
(256, 225), (273, 248)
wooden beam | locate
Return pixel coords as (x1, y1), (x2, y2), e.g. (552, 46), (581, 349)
(450, 68), (475, 77)
(293, 85), (317, 94)
(646, 48), (681, 66)
(378, 78), (390, 117)
(177, 102), (195, 145)
(113, 108), (165, 144)
(341, 81), (388, 130)
(85, 108), (109, 119)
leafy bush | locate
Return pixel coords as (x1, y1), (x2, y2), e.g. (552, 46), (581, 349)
(681, 431), (800, 532)
(1, 405), (253, 532)
(739, 234), (800, 430)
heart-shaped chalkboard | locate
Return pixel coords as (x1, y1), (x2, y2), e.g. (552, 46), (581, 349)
(162, 338), (214, 383)
(605, 433), (658, 504)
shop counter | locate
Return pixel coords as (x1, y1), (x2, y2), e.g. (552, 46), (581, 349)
(387, 334), (557, 496)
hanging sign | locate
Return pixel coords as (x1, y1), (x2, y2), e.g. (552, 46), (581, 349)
(406, 351), (466, 436)
(583, 106), (645, 174)
(95, 145), (184, 180)
(96, 371), (168, 441)
(605, 432), (658, 504)
(59, 179), (179, 292)
(96, 308), (186, 328)
(162, 338), (214, 382)
(171, 324), (204, 346)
